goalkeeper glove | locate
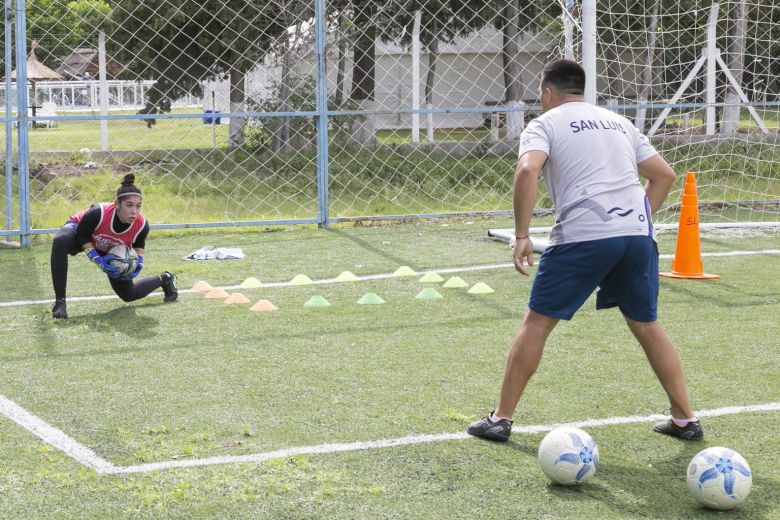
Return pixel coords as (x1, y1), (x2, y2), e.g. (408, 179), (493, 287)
(86, 248), (121, 276)
(119, 255), (143, 281)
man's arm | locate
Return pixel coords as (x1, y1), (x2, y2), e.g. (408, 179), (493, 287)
(637, 154), (676, 214)
(512, 150), (547, 275)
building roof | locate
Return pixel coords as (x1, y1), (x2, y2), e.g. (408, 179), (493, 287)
(11, 41), (63, 81)
(55, 47), (123, 79)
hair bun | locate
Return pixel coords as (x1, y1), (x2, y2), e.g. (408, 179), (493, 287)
(121, 173), (136, 186)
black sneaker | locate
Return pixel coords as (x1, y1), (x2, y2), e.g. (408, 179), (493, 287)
(161, 272), (178, 302)
(467, 412), (513, 442)
(52, 298), (68, 319)
(653, 419), (704, 441)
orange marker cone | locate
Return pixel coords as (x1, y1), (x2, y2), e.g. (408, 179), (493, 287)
(660, 172), (719, 280)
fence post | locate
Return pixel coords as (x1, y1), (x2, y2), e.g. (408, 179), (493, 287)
(4, 0), (13, 231)
(98, 30), (109, 151)
(315, 0), (329, 228)
(563, 0), (575, 60)
(582, 0), (597, 105)
(14, 0), (30, 247)
(411, 10), (421, 145)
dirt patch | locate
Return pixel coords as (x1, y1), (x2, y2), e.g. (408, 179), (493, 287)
(30, 162), (134, 183)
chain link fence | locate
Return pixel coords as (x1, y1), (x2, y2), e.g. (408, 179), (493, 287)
(2, 0), (779, 245)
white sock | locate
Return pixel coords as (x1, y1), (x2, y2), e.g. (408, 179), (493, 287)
(671, 416), (697, 427)
(490, 412), (508, 422)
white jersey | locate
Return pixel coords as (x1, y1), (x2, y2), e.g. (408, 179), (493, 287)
(519, 101), (659, 245)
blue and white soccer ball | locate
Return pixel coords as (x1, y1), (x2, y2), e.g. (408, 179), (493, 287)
(537, 426), (599, 485)
(108, 244), (139, 276)
(687, 446), (752, 510)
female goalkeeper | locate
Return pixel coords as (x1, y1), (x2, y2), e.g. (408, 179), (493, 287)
(49, 173), (177, 319)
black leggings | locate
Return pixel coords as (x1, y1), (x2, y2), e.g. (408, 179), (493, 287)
(51, 223), (163, 302)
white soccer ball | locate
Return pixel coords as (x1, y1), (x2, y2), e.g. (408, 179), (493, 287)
(108, 244), (139, 276)
(537, 426), (599, 485)
(687, 446), (752, 510)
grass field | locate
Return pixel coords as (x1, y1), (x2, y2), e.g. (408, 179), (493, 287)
(1, 219), (779, 518)
(2, 108), (231, 152)
(9, 140), (779, 231)
(1, 106), (777, 153)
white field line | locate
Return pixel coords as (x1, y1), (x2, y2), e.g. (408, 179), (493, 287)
(0, 395), (118, 473)
(2, 393), (779, 475)
(2, 249), (779, 309)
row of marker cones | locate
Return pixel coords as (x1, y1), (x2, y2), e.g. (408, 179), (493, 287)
(189, 271), (495, 311)
(191, 281), (277, 312)
(302, 282), (495, 308)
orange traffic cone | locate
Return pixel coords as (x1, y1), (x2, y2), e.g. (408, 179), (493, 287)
(660, 172), (719, 279)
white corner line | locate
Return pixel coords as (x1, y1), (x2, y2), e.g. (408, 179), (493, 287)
(0, 395), (119, 473)
(2, 249), (779, 309)
(3, 393), (778, 475)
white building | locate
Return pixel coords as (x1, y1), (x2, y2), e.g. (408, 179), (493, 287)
(203, 26), (558, 130)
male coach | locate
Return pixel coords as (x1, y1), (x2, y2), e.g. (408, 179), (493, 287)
(467, 59), (703, 442)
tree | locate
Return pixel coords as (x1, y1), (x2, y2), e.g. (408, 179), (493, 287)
(499, 0), (522, 139)
(494, 0), (552, 140)
(22, 0), (110, 66)
(382, 0), (494, 143)
(722, 0), (748, 135)
(348, 1), (377, 145)
(634, 0), (660, 132)
(109, 1), (295, 149)
(269, 1), (314, 153)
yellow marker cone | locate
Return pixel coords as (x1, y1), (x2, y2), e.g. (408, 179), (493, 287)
(290, 274), (314, 285)
(239, 277), (263, 289)
(204, 288), (230, 299)
(357, 293), (385, 305)
(442, 276), (468, 288)
(224, 293), (251, 304)
(250, 299), (278, 312)
(191, 280), (213, 292)
(416, 288), (443, 300)
(335, 271), (360, 282)
(467, 282), (494, 294)
(304, 295), (331, 308)
(419, 272), (444, 283)
(393, 266), (417, 277)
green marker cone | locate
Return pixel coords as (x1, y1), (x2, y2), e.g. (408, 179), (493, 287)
(419, 272), (444, 283)
(416, 288), (443, 300)
(442, 276), (468, 288)
(357, 293), (385, 305)
(239, 277), (263, 289)
(290, 274), (314, 285)
(335, 271), (360, 282)
(467, 282), (495, 294)
(393, 266), (417, 277)
(304, 295), (331, 307)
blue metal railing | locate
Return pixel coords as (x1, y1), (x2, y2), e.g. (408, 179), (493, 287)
(14, 0), (30, 247)
(2, 1), (778, 245)
(4, 0), (13, 232)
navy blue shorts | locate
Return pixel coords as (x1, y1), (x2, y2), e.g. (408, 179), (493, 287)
(528, 235), (659, 322)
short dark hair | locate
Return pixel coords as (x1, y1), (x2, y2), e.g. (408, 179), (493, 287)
(116, 173), (142, 200)
(541, 59), (586, 96)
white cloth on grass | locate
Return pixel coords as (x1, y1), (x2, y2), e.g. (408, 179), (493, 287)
(184, 246), (245, 260)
